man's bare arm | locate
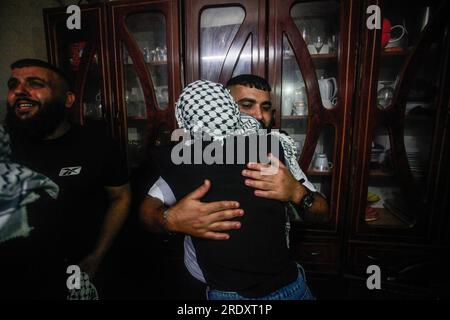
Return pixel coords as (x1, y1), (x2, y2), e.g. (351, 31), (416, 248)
(139, 195), (168, 233)
(79, 183), (131, 278)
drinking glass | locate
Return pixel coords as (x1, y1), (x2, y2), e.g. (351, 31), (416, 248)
(377, 82), (395, 109)
(314, 35), (324, 54)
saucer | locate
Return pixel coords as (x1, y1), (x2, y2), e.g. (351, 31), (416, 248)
(365, 207), (380, 222)
(312, 167), (332, 173)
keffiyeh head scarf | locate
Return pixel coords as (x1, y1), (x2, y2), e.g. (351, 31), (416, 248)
(0, 125), (59, 244)
(175, 79), (302, 180)
(175, 80), (245, 140)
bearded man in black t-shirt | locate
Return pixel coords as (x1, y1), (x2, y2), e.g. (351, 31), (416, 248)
(3, 59), (130, 299)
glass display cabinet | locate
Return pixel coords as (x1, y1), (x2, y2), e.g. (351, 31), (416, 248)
(184, 0), (450, 296)
(347, 0), (450, 295)
(44, 0), (450, 298)
(279, 1), (340, 214)
(44, 4), (112, 134)
(268, 0), (356, 235)
(351, 0), (449, 237)
(265, 0), (360, 277)
(44, 0), (181, 169)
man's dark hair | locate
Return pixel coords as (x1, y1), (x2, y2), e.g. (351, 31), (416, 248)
(226, 74), (271, 92)
(10, 59), (72, 91)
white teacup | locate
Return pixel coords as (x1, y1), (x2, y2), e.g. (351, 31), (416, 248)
(313, 153), (333, 172)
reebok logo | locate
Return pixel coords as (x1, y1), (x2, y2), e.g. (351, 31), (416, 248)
(59, 166), (82, 176)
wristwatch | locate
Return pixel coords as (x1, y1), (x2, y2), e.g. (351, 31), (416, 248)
(298, 189), (315, 211)
(162, 209), (174, 236)
(288, 189), (315, 222)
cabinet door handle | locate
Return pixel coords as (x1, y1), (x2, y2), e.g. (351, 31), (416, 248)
(310, 251), (322, 256)
(101, 104), (106, 119)
(386, 276), (397, 282)
(114, 103), (120, 120)
(365, 254), (381, 261)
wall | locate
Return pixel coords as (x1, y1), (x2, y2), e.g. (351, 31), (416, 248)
(0, 0), (79, 123)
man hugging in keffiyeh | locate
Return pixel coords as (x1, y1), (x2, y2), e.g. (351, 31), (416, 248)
(149, 80), (315, 300)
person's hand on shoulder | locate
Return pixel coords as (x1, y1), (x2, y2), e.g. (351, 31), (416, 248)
(242, 155), (306, 203)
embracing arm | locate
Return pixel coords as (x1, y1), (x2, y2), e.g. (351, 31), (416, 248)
(139, 179), (244, 240)
(139, 195), (169, 234)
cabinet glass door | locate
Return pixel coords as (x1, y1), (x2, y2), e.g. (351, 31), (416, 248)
(44, 6), (110, 132)
(358, 1), (448, 235)
(110, 0), (180, 170)
(123, 12), (168, 168)
(185, 0), (266, 84)
(81, 52), (104, 122)
(199, 6), (247, 81)
(272, 0), (345, 229)
(125, 12), (169, 111)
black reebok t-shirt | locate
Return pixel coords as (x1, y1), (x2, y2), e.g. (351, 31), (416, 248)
(10, 125), (128, 264)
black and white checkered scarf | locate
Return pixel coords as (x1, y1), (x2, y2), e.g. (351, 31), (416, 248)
(0, 125), (59, 244)
(175, 80), (302, 180)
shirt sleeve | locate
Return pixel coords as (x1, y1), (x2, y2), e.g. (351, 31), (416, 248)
(148, 176), (177, 206)
(297, 169), (317, 192)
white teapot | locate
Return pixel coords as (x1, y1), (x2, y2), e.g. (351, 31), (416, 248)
(318, 77), (337, 109)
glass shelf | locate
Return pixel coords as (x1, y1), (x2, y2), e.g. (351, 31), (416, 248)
(369, 169), (394, 178)
(307, 169), (333, 177)
(283, 53), (337, 60)
(127, 116), (148, 121)
(148, 61), (167, 66)
(405, 115), (435, 121)
(311, 53), (338, 60)
(282, 115), (308, 120)
(365, 208), (412, 228)
(381, 47), (412, 56)
(124, 61), (168, 66)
